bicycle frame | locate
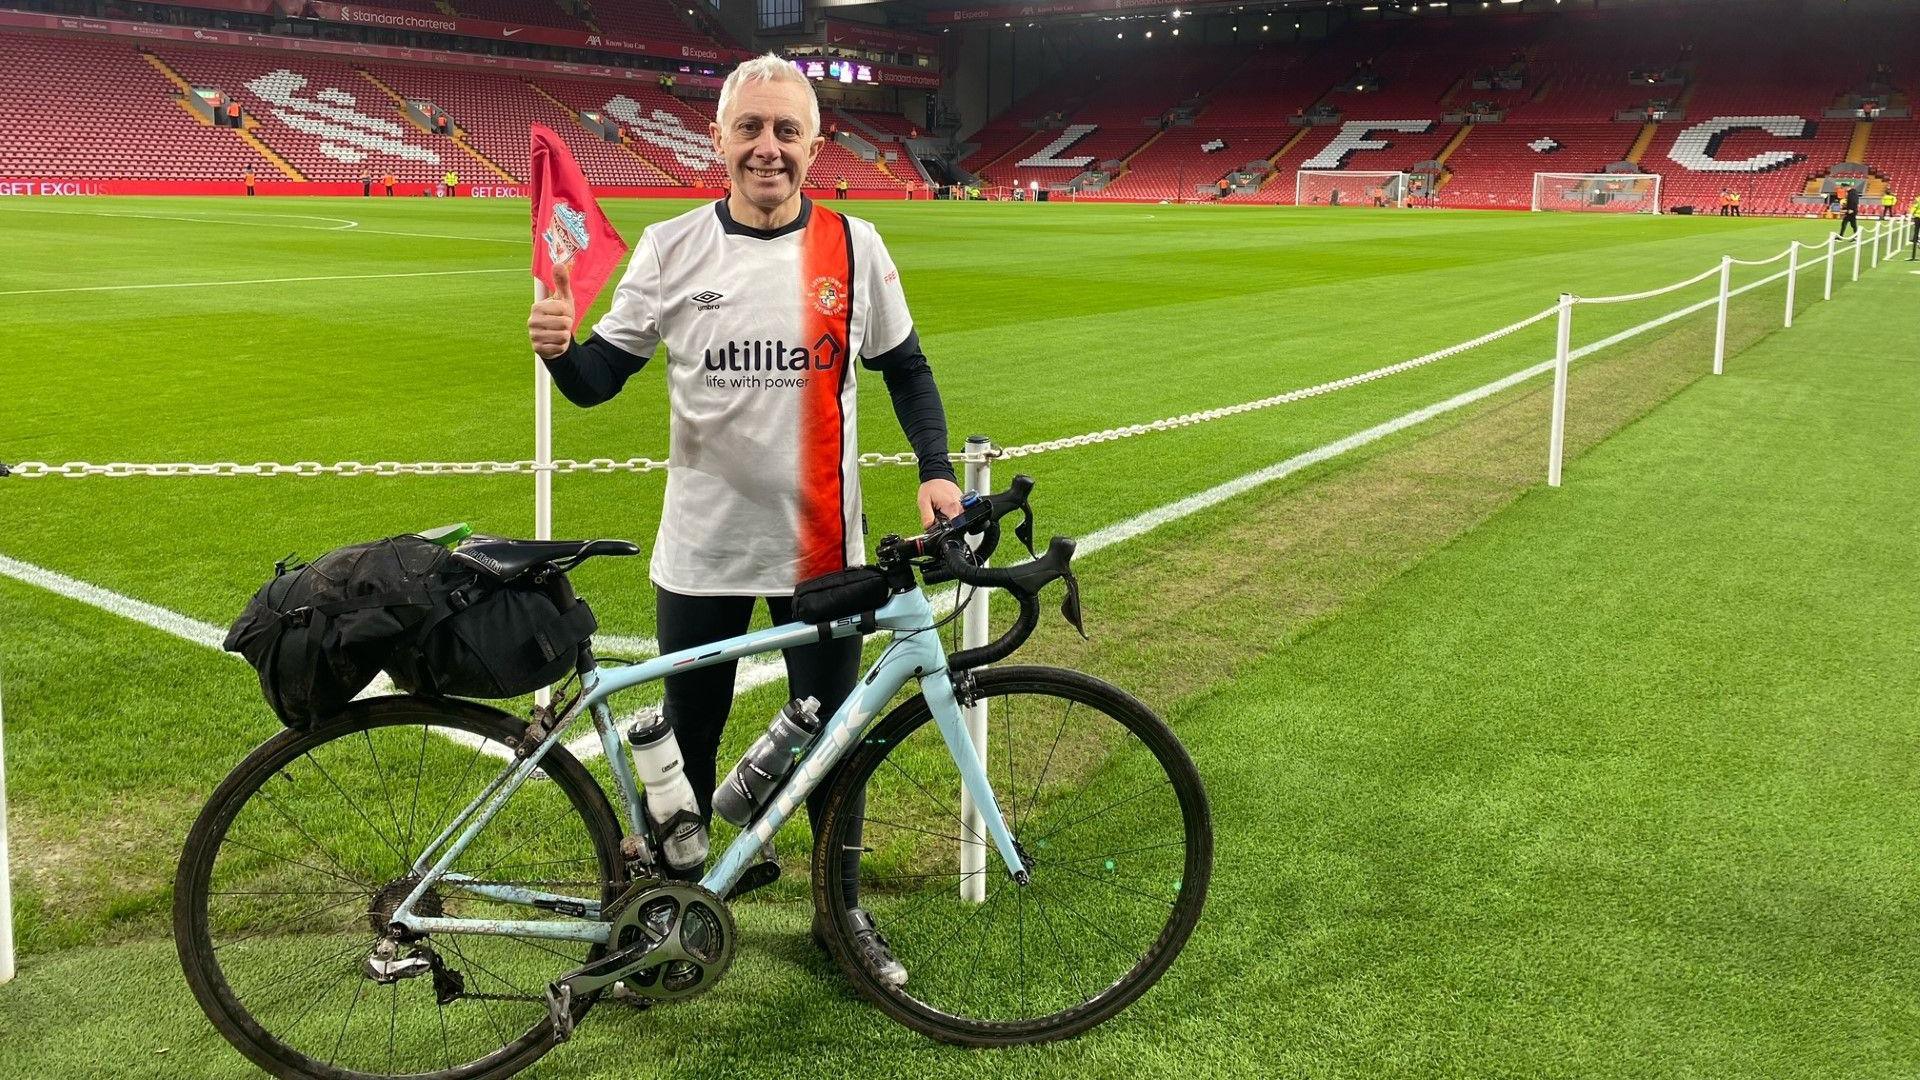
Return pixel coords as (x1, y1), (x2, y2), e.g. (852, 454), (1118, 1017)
(387, 584), (1024, 945)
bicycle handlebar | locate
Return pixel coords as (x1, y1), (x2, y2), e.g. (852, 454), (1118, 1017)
(940, 534), (1081, 670)
(875, 473), (1087, 670)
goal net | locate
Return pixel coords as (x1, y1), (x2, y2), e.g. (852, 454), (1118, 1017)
(1295, 170), (1407, 208)
(1531, 172), (1662, 214)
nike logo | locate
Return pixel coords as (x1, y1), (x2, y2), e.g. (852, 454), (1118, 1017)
(502, 27), (522, 36)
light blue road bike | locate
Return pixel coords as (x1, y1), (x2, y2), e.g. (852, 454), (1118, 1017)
(175, 478), (1213, 1079)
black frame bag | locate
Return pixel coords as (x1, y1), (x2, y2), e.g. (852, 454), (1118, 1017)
(792, 566), (892, 625)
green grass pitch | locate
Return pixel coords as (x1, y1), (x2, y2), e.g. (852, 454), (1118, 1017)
(0, 196), (1915, 1077)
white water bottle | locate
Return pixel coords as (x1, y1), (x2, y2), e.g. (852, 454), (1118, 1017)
(626, 715), (709, 877)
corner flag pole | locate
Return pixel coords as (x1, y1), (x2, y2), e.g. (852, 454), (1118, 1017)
(533, 281), (554, 710)
(533, 281), (554, 545)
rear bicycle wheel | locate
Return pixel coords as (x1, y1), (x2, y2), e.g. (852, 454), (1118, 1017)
(174, 696), (625, 1080)
(813, 666), (1211, 1045)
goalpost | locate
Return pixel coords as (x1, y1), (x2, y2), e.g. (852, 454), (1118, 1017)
(1296, 170), (1408, 208)
(1532, 172), (1663, 214)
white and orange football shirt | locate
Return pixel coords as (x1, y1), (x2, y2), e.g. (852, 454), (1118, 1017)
(590, 196), (914, 596)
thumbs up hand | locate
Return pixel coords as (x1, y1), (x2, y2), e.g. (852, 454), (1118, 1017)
(528, 262), (577, 359)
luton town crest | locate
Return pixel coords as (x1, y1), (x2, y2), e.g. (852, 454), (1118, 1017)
(810, 275), (847, 317)
(543, 201), (590, 266)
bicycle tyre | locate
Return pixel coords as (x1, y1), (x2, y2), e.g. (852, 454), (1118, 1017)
(811, 665), (1211, 1046)
(174, 696), (626, 1080)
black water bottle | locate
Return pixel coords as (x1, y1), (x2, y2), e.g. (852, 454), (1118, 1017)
(711, 697), (823, 827)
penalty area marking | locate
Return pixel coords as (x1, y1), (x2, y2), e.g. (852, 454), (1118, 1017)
(0, 267), (525, 297)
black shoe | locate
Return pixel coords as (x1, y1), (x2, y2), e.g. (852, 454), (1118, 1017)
(814, 908), (908, 987)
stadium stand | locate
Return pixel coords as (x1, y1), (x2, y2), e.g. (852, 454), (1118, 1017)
(0, 32), (276, 181)
(6, 1), (1919, 210)
(586, 0), (732, 51)
(449, 0), (591, 31)
(835, 108), (920, 143)
(363, 63), (655, 184)
(157, 46), (450, 182)
(977, 47), (1246, 194)
(536, 76), (716, 185)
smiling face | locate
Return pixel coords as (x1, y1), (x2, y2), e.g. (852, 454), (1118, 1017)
(712, 77), (824, 220)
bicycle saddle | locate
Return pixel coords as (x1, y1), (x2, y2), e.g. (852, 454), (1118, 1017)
(452, 537), (641, 579)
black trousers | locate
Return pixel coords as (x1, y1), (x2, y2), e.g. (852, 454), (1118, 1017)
(656, 587), (864, 901)
(1840, 211), (1858, 236)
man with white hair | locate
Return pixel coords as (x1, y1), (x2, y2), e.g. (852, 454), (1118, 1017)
(527, 53), (960, 986)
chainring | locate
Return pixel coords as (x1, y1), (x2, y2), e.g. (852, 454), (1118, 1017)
(609, 882), (737, 1002)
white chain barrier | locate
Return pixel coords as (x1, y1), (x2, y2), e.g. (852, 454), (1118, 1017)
(1544, 222), (1899, 487)
(6, 221), (1906, 485)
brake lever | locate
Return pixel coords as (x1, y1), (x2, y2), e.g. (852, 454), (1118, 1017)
(1014, 504), (1035, 557)
(1060, 566), (1087, 639)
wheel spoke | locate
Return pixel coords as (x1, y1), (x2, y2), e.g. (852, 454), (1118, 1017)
(184, 709), (620, 1078)
(882, 756), (988, 847)
(1026, 778), (1173, 846)
(834, 678), (1207, 1034)
(306, 752), (409, 869)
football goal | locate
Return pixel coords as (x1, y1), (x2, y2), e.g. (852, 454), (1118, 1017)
(1531, 172), (1662, 214)
(1296, 170), (1408, 208)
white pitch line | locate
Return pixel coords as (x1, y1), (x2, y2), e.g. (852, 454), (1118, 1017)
(0, 206), (360, 230)
(0, 267), (525, 297)
(0, 554), (229, 650)
(0, 205), (521, 244)
(0, 255), (1835, 758)
(0, 554), (782, 761)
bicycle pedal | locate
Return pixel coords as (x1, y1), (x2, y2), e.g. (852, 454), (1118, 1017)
(724, 859), (781, 901)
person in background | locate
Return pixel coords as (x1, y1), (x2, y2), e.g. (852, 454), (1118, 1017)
(836, 176), (849, 200)
(1216, 177), (1231, 199)
(383, 172), (396, 197)
(1881, 188), (1897, 218)
(361, 169), (372, 197)
(443, 170), (459, 198)
(244, 168), (255, 197)
(1728, 190), (1741, 217)
(1837, 183), (1861, 238)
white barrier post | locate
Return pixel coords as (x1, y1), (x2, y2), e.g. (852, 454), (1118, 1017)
(1713, 256), (1732, 376)
(532, 283), (554, 709)
(0, 673), (12, 986)
(958, 434), (993, 904)
(1854, 226), (1864, 281)
(1547, 293), (1573, 487)
(1824, 233), (1836, 300)
(1871, 219), (1881, 269)
(1783, 241), (1799, 328)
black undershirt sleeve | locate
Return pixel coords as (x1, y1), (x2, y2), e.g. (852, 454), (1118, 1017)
(542, 334), (650, 407)
(862, 329), (956, 484)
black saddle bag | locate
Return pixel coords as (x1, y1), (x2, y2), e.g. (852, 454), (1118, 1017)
(224, 535), (451, 730)
(792, 566), (892, 625)
(385, 571), (596, 700)
(226, 534), (599, 730)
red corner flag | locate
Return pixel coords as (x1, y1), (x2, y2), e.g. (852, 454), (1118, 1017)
(529, 123), (628, 331)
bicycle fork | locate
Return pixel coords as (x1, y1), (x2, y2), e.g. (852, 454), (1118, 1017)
(921, 669), (1032, 886)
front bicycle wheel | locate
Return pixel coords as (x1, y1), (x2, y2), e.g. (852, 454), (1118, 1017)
(813, 666), (1211, 1045)
(175, 696), (626, 1080)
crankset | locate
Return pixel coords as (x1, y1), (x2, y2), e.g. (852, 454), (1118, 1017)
(544, 881), (736, 1041)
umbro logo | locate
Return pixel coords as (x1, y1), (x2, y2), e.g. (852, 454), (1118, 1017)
(690, 290), (724, 310)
